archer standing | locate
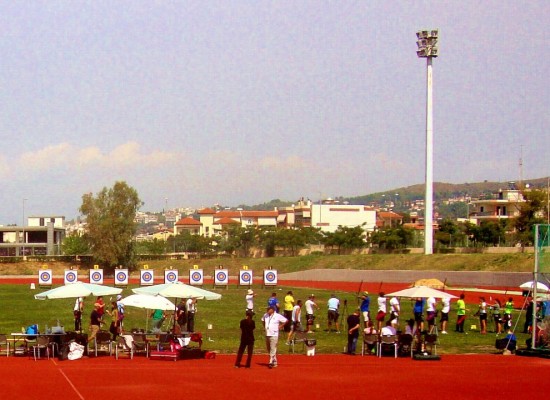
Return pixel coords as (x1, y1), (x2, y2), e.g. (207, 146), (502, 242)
(455, 294), (467, 333)
(235, 311), (256, 369)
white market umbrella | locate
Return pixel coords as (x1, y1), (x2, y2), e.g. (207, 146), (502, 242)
(35, 281), (123, 300)
(120, 294), (176, 331)
(519, 281), (550, 293)
(132, 282), (221, 332)
(121, 294), (176, 310)
(132, 282), (222, 300)
(386, 285), (458, 299)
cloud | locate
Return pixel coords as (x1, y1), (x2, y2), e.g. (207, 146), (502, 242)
(16, 141), (176, 175)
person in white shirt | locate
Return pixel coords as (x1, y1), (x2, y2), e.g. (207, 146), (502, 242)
(376, 292), (387, 331)
(261, 306), (288, 368)
(426, 296), (437, 333)
(304, 294), (319, 333)
(389, 296), (400, 329)
(186, 298), (197, 333)
(287, 300), (302, 344)
(245, 289), (255, 314)
(381, 320), (397, 336)
(327, 295), (340, 333)
(440, 297), (450, 334)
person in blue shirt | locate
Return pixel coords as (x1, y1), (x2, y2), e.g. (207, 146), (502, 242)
(413, 297), (426, 332)
(359, 291), (371, 328)
(267, 292), (280, 313)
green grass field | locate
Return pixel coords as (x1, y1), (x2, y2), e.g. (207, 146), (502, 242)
(0, 282), (533, 355)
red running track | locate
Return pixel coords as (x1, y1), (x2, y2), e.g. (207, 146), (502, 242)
(1, 353), (548, 400)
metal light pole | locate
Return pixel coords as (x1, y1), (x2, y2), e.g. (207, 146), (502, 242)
(416, 29), (439, 255)
(22, 198), (27, 259)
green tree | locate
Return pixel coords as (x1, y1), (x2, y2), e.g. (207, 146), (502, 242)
(511, 189), (547, 247)
(322, 225), (365, 254)
(79, 181), (142, 271)
(62, 234), (90, 255)
(369, 226), (414, 250)
(135, 238), (166, 255)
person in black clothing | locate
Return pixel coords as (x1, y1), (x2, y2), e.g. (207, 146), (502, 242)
(346, 309), (361, 355)
(235, 311), (256, 368)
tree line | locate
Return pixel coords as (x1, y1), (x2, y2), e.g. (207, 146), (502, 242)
(62, 182), (549, 272)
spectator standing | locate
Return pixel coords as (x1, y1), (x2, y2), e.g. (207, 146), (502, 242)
(107, 301), (120, 341)
(87, 304), (102, 344)
(413, 298), (425, 332)
(186, 298), (197, 332)
(455, 294), (467, 333)
(492, 299), (503, 335)
(478, 297), (488, 334)
(426, 296), (437, 333)
(94, 296), (105, 318)
(376, 292), (387, 331)
(440, 297), (450, 334)
(261, 306), (287, 368)
(359, 291), (371, 328)
(327, 294), (340, 333)
(523, 297), (534, 333)
(116, 294), (125, 330)
(245, 289), (255, 314)
(177, 299), (187, 332)
(73, 297), (84, 332)
(234, 311), (256, 369)
(267, 292), (280, 313)
(151, 309), (166, 332)
(389, 296), (400, 329)
(304, 294), (319, 333)
(346, 309), (361, 355)
(283, 291), (295, 332)
(504, 297), (514, 330)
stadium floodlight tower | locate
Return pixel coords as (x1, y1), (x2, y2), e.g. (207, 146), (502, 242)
(416, 29), (438, 255)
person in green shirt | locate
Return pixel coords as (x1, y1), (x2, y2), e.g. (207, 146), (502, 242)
(504, 297), (514, 330)
(455, 294), (467, 333)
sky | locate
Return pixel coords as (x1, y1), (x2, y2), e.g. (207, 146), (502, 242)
(0, 1), (548, 224)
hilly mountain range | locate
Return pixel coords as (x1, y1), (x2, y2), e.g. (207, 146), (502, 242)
(240, 176), (550, 211)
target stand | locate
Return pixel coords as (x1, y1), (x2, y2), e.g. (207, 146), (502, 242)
(213, 267), (229, 289)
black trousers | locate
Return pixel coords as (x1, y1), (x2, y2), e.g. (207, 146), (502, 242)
(235, 341), (254, 367)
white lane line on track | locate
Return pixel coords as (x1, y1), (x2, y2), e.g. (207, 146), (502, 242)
(58, 368), (85, 400)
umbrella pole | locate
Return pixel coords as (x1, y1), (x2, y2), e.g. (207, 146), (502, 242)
(145, 309), (148, 332)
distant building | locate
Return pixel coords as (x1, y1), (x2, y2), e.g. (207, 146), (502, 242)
(468, 187), (525, 225)
(0, 215), (66, 256)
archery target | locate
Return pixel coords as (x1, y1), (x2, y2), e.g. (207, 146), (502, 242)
(64, 270), (78, 284)
(263, 269), (278, 286)
(239, 270), (253, 286)
(39, 269), (52, 286)
(214, 269), (229, 285)
(164, 269), (178, 283)
(189, 269), (204, 286)
(115, 269), (129, 286)
(89, 269), (104, 284)
(141, 270), (155, 286)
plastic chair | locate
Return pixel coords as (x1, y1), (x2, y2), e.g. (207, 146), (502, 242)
(0, 334), (10, 357)
(115, 336), (134, 360)
(378, 335), (398, 358)
(93, 331), (113, 357)
(32, 336), (50, 361)
(398, 334), (414, 358)
(289, 331), (309, 354)
(132, 333), (149, 357)
(424, 334), (438, 355)
(361, 333), (379, 356)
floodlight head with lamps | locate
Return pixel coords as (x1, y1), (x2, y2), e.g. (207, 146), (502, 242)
(416, 29), (439, 58)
